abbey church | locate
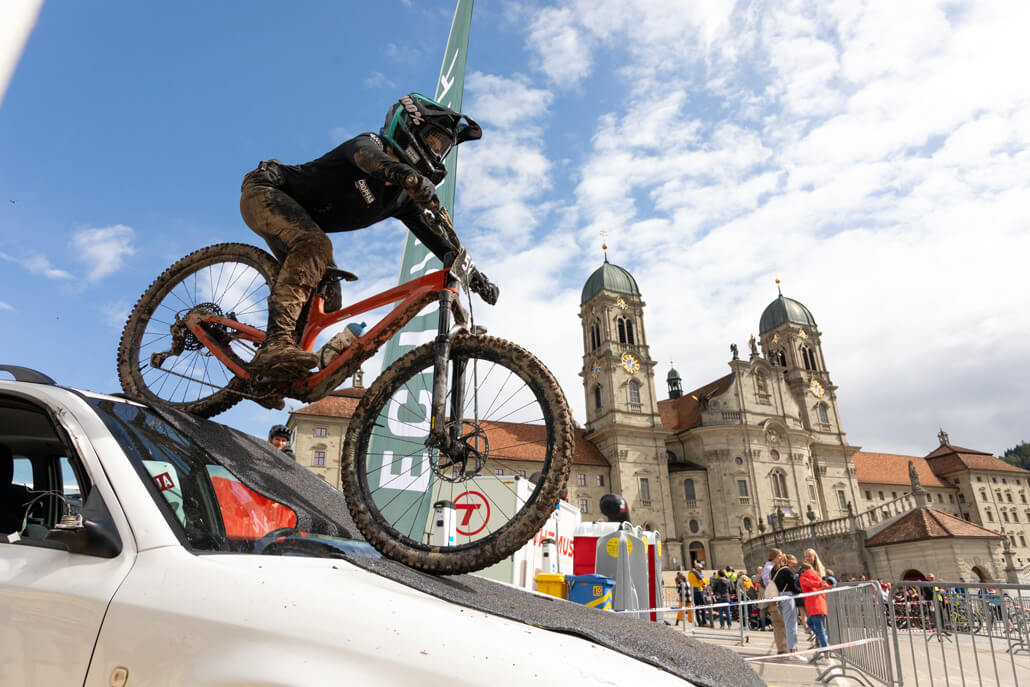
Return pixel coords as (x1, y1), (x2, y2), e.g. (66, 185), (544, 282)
(289, 257), (1030, 582)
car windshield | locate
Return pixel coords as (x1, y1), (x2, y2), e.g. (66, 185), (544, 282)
(86, 397), (300, 553)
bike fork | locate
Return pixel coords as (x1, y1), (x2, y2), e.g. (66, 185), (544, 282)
(429, 287), (457, 450)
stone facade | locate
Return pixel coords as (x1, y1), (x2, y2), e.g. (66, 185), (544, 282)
(283, 258), (1030, 581)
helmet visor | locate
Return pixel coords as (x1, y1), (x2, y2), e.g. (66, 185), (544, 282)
(421, 124), (456, 161)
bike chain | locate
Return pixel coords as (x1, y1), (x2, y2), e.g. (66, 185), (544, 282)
(144, 364), (283, 401)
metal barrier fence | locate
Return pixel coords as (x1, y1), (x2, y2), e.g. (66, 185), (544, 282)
(886, 581), (1030, 687)
(822, 582), (898, 687)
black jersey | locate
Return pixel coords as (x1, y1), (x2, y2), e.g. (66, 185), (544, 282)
(277, 133), (452, 258)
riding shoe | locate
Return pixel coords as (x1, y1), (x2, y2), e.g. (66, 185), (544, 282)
(251, 335), (318, 378)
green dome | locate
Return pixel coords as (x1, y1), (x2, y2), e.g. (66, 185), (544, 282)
(581, 259), (640, 305)
(759, 294), (817, 334)
(667, 367), (682, 382)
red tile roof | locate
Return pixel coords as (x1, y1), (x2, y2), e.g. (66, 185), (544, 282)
(657, 374), (734, 434)
(853, 452), (952, 489)
(292, 392), (606, 467)
(293, 387), (365, 419)
(865, 508), (1004, 547)
(924, 444), (1030, 476)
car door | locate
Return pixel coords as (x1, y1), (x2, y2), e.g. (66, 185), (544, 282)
(0, 393), (135, 687)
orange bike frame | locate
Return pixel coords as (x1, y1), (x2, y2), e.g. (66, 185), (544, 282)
(183, 270), (453, 391)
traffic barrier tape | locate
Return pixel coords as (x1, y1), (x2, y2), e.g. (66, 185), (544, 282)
(744, 637), (882, 662)
(641, 580), (870, 615)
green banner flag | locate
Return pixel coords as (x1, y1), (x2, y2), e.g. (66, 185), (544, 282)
(365, 0), (474, 542)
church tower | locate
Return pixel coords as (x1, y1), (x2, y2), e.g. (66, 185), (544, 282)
(757, 282), (860, 516)
(579, 251), (677, 546)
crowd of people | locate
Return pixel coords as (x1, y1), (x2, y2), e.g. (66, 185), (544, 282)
(673, 547), (835, 664)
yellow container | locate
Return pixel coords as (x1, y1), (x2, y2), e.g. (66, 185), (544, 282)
(535, 573), (569, 599)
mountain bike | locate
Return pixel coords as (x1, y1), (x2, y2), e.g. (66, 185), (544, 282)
(116, 209), (573, 573)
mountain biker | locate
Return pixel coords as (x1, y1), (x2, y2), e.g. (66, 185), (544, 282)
(240, 93), (498, 378)
(267, 424), (295, 459)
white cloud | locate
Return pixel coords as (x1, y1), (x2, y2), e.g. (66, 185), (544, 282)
(499, 0), (1030, 455)
(72, 225), (136, 281)
(0, 250), (73, 279)
(0, 300), (14, 312)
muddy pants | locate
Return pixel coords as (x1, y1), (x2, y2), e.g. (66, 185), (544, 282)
(240, 161), (332, 340)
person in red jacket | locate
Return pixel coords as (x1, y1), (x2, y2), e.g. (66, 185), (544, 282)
(799, 562), (830, 664)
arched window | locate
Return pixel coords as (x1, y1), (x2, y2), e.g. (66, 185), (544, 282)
(755, 371), (767, 393)
(616, 317), (635, 344)
(689, 519), (700, 533)
(743, 517), (753, 532)
(590, 321), (601, 350)
(628, 380), (641, 404)
(800, 345), (816, 370)
(774, 349), (787, 367)
(684, 478), (696, 501)
(593, 385), (602, 410)
(771, 470), (788, 499)
(817, 403), (829, 425)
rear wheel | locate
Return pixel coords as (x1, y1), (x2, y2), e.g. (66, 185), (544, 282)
(117, 243), (278, 417)
(341, 333), (573, 574)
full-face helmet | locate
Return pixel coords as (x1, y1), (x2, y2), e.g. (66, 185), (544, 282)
(268, 424), (291, 442)
(380, 93), (482, 184)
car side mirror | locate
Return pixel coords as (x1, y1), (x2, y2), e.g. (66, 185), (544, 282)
(43, 489), (123, 558)
(44, 518), (122, 558)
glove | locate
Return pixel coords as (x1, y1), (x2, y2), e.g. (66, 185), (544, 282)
(469, 268), (500, 305)
(404, 173), (439, 209)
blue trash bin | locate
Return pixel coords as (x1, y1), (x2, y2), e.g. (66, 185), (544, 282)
(567, 574), (615, 610)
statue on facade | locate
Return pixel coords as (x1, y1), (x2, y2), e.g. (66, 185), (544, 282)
(730, 343), (739, 360)
(776, 509), (785, 529)
(846, 501), (854, 517)
(806, 504), (817, 522)
(938, 428), (950, 446)
(908, 460), (922, 490)
(748, 334), (758, 360)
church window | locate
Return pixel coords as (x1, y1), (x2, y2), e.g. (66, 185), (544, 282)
(770, 449), (780, 461)
(617, 319), (625, 342)
(735, 456), (743, 465)
(689, 519), (700, 534)
(865, 490), (872, 501)
(1006, 492), (1013, 503)
(1003, 511), (1010, 522)
(590, 321), (601, 350)
(987, 510), (994, 522)
(616, 317), (636, 344)
(1021, 535), (1027, 547)
(626, 319), (635, 344)
(628, 380), (641, 405)
(809, 484), (816, 499)
(684, 479), (696, 501)
(800, 346), (815, 370)
(579, 498), (589, 513)
(837, 490), (847, 509)
(596, 474), (605, 487)
(891, 491), (897, 499)
(743, 517), (753, 532)
(594, 385), (602, 410)
(1023, 494), (1028, 504)
(817, 403), (830, 425)
(738, 480), (749, 497)
(771, 471), (788, 499)
(576, 473), (586, 486)
(1012, 511), (1019, 523)
(878, 491), (884, 500)
(639, 478), (652, 505)
(774, 349), (787, 367)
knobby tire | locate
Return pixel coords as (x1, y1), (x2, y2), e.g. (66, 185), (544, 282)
(341, 333), (573, 574)
(117, 243), (278, 417)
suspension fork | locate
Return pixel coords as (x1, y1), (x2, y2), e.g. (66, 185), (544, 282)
(429, 285), (458, 451)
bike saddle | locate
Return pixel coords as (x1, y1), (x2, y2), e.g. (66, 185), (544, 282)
(321, 267), (358, 283)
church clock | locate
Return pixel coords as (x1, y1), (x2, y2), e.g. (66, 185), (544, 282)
(621, 353), (640, 374)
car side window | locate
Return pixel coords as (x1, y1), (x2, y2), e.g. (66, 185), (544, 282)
(1, 396), (92, 545)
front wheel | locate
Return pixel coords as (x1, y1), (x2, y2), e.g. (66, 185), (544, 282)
(341, 333), (573, 574)
(117, 243), (278, 417)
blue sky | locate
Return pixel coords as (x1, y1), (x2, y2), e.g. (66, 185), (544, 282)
(2, 1), (1029, 457)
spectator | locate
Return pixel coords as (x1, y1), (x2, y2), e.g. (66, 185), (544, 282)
(712, 570), (732, 629)
(674, 572), (689, 627)
(766, 554), (789, 654)
(762, 548), (781, 587)
(799, 561), (830, 665)
(688, 561), (709, 627)
(823, 568), (838, 588)
(774, 553), (803, 659)
(267, 424), (296, 460)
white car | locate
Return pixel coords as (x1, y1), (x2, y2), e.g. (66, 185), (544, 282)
(0, 367), (758, 686)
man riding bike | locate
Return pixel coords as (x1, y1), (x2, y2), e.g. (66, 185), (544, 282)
(241, 93), (498, 378)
